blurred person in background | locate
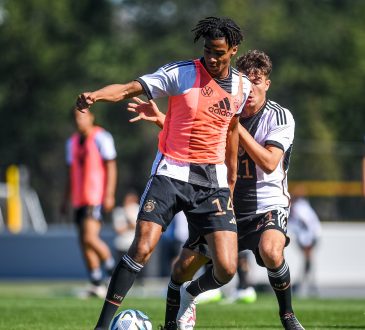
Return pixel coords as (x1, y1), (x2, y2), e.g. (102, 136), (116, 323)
(112, 191), (139, 259)
(130, 50), (304, 330)
(61, 108), (117, 298)
(234, 251), (257, 303)
(289, 185), (322, 297)
(112, 191), (145, 282)
(362, 135), (365, 197)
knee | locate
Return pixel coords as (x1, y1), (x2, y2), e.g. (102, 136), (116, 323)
(129, 239), (155, 265)
(214, 259), (237, 284)
(82, 233), (96, 247)
(225, 260), (238, 279)
(128, 221), (162, 265)
(259, 242), (284, 268)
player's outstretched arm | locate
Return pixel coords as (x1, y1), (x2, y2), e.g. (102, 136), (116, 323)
(76, 81), (144, 112)
(127, 97), (166, 129)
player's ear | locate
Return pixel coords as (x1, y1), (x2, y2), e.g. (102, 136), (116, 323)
(265, 79), (271, 91)
(231, 45), (238, 57)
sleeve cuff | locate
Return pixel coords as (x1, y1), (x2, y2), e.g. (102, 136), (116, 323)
(135, 78), (153, 100)
(265, 140), (284, 151)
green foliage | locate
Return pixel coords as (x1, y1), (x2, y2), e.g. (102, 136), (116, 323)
(222, 0), (365, 180)
(0, 0), (364, 221)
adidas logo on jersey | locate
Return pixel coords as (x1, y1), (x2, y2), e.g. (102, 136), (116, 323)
(208, 97), (233, 117)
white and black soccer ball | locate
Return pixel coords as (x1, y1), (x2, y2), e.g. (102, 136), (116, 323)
(109, 309), (152, 330)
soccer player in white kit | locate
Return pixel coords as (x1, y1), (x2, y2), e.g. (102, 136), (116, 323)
(233, 50), (304, 330)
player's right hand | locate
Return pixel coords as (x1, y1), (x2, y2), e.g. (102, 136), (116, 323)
(76, 92), (95, 112)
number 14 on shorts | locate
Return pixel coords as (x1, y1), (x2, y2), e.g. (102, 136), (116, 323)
(212, 197), (233, 216)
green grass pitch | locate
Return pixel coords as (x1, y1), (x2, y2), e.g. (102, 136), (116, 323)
(0, 281), (364, 329)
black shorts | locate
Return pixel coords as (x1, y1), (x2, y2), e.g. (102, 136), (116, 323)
(138, 175), (237, 237)
(237, 209), (290, 266)
(184, 208), (290, 266)
(74, 205), (103, 226)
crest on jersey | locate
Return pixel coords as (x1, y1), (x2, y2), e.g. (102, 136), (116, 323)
(201, 85), (213, 97)
(143, 200), (156, 212)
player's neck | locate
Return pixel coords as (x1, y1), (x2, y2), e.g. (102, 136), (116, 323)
(214, 66), (230, 79)
(243, 100), (266, 117)
(78, 126), (94, 137)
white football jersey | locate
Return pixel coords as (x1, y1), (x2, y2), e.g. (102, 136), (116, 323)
(137, 58), (251, 188)
(234, 100), (295, 216)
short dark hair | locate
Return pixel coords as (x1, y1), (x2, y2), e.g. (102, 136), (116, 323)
(192, 16), (243, 48)
(236, 50), (272, 77)
(70, 106), (94, 120)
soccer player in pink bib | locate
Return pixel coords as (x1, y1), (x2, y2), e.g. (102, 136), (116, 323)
(76, 17), (250, 330)
(62, 108), (117, 298)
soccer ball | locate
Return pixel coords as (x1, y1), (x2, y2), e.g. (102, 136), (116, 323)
(109, 309), (152, 330)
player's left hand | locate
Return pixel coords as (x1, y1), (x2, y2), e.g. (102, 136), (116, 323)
(127, 97), (162, 123)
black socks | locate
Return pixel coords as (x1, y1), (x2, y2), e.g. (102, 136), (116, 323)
(94, 255), (143, 329)
(186, 265), (224, 297)
(267, 260), (293, 316)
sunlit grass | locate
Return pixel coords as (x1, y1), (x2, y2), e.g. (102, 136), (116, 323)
(0, 281), (364, 329)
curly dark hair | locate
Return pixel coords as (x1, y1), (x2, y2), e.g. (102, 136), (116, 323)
(235, 50), (272, 77)
(192, 16), (243, 48)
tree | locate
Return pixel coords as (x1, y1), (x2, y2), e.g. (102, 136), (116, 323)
(0, 0), (364, 223)
(220, 0), (365, 180)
